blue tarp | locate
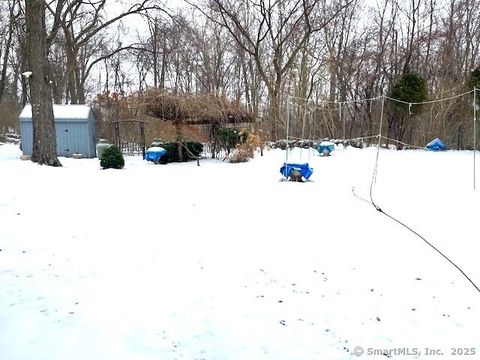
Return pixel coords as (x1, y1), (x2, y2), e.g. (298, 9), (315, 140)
(317, 141), (335, 156)
(145, 146), (167, 162)
(425, 138), (447, 151)
(280, 163), (313, 180)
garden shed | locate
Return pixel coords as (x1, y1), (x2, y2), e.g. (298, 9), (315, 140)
(19, 104), (96, 158)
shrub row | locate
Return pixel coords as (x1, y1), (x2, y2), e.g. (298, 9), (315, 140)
(99, 141), (203, 169)
(158, 141), (203, 164)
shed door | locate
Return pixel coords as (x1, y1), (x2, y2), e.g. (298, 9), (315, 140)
(55, 122), (86, 157)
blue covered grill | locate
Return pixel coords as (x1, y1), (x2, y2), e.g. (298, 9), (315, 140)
(145, 146), (167, 163)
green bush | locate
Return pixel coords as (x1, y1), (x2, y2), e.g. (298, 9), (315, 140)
(157, 142), (177, 164)
(158, 141), (203, 164)
(100, 145), (125, 169)
(186, 141), (204, 157)
(211, 126), (249, 157)
(469, 66), (480, 90)
(390, 72), (427, 116)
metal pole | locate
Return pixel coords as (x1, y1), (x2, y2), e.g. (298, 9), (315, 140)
(339, 102), (345, 140)
(285, 95), (291, 166)
(474, 88), (477, 190)
(370, 95), (385, 202)
(140, 121), (146, 160)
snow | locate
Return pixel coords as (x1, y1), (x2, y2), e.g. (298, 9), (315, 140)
(1, 143), (479, 360)
(19, 105), (92, 120)
(146, 146), (166, 153)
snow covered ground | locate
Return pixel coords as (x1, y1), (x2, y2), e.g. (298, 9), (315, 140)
(1, 142), (479, 360)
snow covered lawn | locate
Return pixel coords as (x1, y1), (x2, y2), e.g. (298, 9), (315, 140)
(1, 143), (479, 359)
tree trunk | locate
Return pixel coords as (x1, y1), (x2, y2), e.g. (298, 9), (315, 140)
(268, 90), (281, 141)
(0, 2), (15, 103)
(26, 0), (61, 167)
(65, 46), (79, 104)
(153, 18), (158, 88)
(174, 119), (183, 162)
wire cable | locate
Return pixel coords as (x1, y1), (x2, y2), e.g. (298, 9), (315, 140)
(353, 187), (480, 294)
(356, 94), (480, 295)
(384, 89), (474, 106)
(380, 135), (424, 150)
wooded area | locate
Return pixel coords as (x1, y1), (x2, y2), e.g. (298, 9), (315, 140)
(1, 0), (480, 158)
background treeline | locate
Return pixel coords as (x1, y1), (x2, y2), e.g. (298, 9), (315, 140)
(1, 0), (479, 148)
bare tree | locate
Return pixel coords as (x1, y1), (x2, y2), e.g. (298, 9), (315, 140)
(48, 0), (159, 104)
(190, 0), (352, 140)
(2, 0), (478, 153)
(25, 0), (61, 166)
(0, 1), (17, 102)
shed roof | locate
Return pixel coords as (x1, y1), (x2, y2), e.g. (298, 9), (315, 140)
(19, 104), (92, 120)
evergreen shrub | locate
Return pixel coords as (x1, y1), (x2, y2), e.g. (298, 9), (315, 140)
(159, 141), (203, 164)
(212, 127), (248, 155)
(100, 145), (125, 169)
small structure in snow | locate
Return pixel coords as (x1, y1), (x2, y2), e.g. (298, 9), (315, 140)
(280, 163), (313, 181)
(145, 146), (167, 163)
(317, 141), (335, 156)
(19, 105), (96, 158)
(425, 137), (447, 151)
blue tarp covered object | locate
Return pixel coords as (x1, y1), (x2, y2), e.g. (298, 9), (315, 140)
(425, 138), (447, 151)
(317, 141), (335, 156)
(280, 163), (313, 180)
(145, 146), (167, 162)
